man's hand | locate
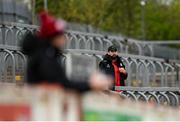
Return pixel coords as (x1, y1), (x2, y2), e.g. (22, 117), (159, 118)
(119, 68), (127, 74)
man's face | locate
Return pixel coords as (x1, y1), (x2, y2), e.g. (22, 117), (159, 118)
(108, 51), (117, 57)
(51, 34), (66, 48)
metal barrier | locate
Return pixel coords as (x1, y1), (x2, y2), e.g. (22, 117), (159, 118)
(0, 45), (25, 83)
(0, 22), (180, 87)
(0, 22), (37, 45)
(1, 22), (180, 60)
(114, 86), (180, 107)
(66, 30), (145, 55)
(0, 44), (179, 87)
(0, 22), (142, 54)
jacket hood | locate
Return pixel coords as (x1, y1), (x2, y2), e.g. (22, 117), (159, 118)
(103, 54), (112, 62)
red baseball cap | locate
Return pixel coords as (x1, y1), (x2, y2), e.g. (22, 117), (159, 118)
(38, 11), (66, 39)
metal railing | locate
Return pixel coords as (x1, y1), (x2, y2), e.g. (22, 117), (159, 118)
(0, 45), (179, 87)
(0, 22), (180, 59)
(66, 30), (148, 55)
(114, 86), (180, 107)
(0, 22), (180, 86)
(0, 45), (26, 83)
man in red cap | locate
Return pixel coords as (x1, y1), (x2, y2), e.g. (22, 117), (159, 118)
(21, 12), (111, 92)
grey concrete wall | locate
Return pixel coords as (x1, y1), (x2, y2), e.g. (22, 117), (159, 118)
(0, 0), (32, 24)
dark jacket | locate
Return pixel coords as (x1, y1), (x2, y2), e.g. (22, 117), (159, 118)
(21, 33), (90, 92)
(99, 54), (127, 89)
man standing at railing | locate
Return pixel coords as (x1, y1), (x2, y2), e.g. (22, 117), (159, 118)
(99, 46), (128, 91)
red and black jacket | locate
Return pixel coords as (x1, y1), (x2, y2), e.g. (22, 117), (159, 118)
(99, 54), (128, 90)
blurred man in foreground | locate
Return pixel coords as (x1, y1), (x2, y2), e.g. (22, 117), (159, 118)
(99, 46), (128, 91)
(21, 12), (111, 92)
